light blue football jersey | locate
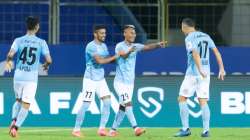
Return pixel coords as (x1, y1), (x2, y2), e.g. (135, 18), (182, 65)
(185, 31), (216, 76)
(84, 40), (109, 81)
(114, 41), (144, 85)
(11, 34), (50, 82)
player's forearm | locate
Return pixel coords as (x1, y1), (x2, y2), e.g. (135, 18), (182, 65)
(119, 52), (130, 58)
(215, 52), (224, 70)
(143, 43), (161, 51)
(6, 54), (13, 62)
(6, 50), (15, 62)
(44, 60), (52, 67)
(96, 55), (116, 64)
(45, 55), (52, 65)
(119, 49), (134, 58)
(43, 61), (52, 70)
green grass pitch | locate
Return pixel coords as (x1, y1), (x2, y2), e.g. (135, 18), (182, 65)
(0, 127), (250, 140)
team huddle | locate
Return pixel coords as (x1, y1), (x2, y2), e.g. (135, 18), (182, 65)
(4, 16), (225, 138)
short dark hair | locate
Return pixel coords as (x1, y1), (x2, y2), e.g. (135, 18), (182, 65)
(123, 24), (135, 31)
(26, 16), (39, 30)
(93, 25), (106, 32)
(182, 18), (196, 27)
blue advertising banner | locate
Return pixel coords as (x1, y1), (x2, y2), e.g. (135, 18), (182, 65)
(1, 44), (250, 76)
(0, 76), (250, 127)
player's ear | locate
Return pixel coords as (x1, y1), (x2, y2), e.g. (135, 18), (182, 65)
(35, 24), (40, 32)
(93, 32), (97, 38)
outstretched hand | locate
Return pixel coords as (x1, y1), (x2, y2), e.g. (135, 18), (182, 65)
(158, 41), (168, 48)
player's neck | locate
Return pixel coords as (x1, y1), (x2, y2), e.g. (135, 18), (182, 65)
(26, 30), (36, 36)
(94, 39), (102, 45)
(124, 40), (132, 46)
(186, 28), (196, 35)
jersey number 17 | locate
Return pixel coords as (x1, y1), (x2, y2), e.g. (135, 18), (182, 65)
(198, 40), (208, 58)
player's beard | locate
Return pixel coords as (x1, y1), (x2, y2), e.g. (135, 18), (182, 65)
(129, 38), (135, 43)
(98, 36), (105, 43)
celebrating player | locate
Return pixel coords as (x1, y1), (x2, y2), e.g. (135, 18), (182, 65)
(108, 25), (167, 137)
(72, 25), (118, 137)
(174, 18), (225, 137)
(5, 16), (52, 138)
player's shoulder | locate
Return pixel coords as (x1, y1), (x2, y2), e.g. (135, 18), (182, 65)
(185, 31), (209, 41)
(35, 36), (46, 43)
(13, 35), (27, 43)
(14, 36), (22, 41)
(86, 41), (97, 51)
(85, 40), (93, 47)
(197, 31), (210, 38)
(185, 32), (194, 42)
(23, 35), (46, 44)
(116, 41), (124, 46)
(33, 36), (48, 49)
(197, 31), (215, 44)
(115, 41), (125, 48)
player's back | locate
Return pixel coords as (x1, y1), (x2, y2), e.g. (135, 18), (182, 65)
(185, 31), (216, 76)
(13, 34), (49, 82)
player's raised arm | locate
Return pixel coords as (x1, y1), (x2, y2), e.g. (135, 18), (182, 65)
(192, 50), (207, 78)
(142, 41), (167, 51)
(212, 47), (225, 80)
(93, 54), (118, 64)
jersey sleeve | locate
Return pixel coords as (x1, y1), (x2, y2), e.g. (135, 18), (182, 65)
(134, 43), (145, 52)
(86, 45), (97, 57)
(41, 40), (50, 56)
(185, 38), (195, 53)
(208, 37), (216, 49)
(10, 39), (19, 52)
